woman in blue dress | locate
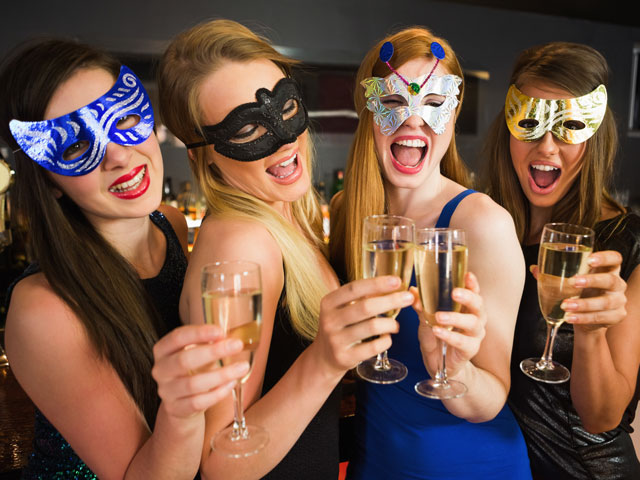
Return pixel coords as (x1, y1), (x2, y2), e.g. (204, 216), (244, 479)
(330, 26), (532, 479)
(0, 39), (249, 479)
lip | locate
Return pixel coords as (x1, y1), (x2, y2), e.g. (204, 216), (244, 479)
(389, 135), (428, 175)
(267, 149), (303, 185)
(527, 161), (561, 195)
(108, 164), (150, 199)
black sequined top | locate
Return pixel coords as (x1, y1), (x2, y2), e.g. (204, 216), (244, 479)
(508, 212), (640, 480)
(260, 290), (341, 479)
(18, 211), (187, 479)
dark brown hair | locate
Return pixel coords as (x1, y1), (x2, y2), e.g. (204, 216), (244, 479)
(0, 38), (161, 426)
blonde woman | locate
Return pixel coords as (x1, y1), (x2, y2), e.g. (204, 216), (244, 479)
(330, 26), (531, 479)
(157, 19), (413, 479)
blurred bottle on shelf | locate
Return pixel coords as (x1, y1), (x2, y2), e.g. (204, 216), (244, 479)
(161, 177), (178, 208)
(331, 168), (344, 198)
(177, 181), (197, 220)
(316, 181), (330, 243)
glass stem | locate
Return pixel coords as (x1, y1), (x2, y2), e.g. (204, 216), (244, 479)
(538, 323), (559, 369)
(231, 382), (247, 440)
(373, 350), (391, 371)
(435, 339), (449, 386)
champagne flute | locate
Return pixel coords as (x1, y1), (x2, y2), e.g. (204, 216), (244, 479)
(414, 228), (468, 399)
(202, 261), (269, 457)
(357, 215), (414, 384)
(520, 223), (594, 383)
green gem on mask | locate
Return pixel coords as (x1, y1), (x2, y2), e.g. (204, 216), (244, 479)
(409, 83), (420, 95)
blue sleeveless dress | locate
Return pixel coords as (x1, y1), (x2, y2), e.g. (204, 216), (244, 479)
(347, 190), (532, 480)
(15, 211), (187, 479)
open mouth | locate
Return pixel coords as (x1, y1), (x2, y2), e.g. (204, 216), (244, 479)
(529, 164), (561, 192)
(266, 153), (300, 182)
(390, 138), (427, 173)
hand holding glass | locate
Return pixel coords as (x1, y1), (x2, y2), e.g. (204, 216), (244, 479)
(520, 223), (594, 383)
(414, 227), (468, 399)
(202, 261), (268, 457)
(357, 215), (414, 384)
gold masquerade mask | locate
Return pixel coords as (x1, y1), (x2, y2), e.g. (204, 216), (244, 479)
(505, 84), (607, 145)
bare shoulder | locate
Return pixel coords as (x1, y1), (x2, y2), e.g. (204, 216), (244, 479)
(451, 192), (517, 236)
(329, 189), (344, 217)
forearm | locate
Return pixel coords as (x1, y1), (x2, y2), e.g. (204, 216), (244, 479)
(443, 360), (509, 422)
(570, 329), (633, 433)
(125, 404), (204, 480)
(201, 344), (342, 480)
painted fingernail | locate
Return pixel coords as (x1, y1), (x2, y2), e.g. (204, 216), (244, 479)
(561, 301), (578, 311)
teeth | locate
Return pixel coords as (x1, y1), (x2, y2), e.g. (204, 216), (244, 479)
(531, 164), (559, 172)
(278, 154), (296, 168)
(109, 166), (146, 192)
(394, 139), (426, 148)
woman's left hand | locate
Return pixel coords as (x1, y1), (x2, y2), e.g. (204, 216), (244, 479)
(561, 250), (627, 331)
(415, 272), (487, 378)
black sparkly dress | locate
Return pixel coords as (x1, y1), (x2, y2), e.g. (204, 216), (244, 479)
(17, 211), (187, 479)
(259, 289), (341, 479)
(508, 212), (640, 480)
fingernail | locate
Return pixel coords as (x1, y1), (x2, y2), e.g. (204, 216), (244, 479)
(388, 276), (401, 287)
(562, 301), (578, 311)
(227, 339), (244, 351)
(529, 265), (536, 273)
(588, 256), (599, 267)
(232, 362), (250, 375)
(402, 292), (414, 302)
(433, 326), (445, 336)
(565, 314), (578, 322)
(438, 312), (450, 323)
(573, 277), (587, 287)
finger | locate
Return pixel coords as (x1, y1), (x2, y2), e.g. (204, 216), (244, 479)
(561, 292), (626, 314)
(153, 338), (244, 381)
(408, 286), (423, 312)
(323, 276), (403, 310)
(432, 326), (479, 356)
(348, 334), (393, 366)
(564, 307), (627, 326)
(452, 287), (483, 318)
(165, 380), (237, 417)
(153, 324), (224, 359)
(464, 271), (480, 294)
(587, 250), (623, 270)
(529, 265), (539, 280)
(342, 316), (400, 345)
(436, 311), (484, 338)
(337, 290), (414, 327)
(159, 363), (249, 402)
(571, 272), (627, 293)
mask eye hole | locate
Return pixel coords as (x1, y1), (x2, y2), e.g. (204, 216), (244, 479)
(518, 119), (539, 129)
(562, 119), (586, 131)
(381, 95), (407, 108)
(282, 98), (299, 120)
(116, 114), (141, 130)
(62, 140), (90, 161)
(229, 124), (267, 144)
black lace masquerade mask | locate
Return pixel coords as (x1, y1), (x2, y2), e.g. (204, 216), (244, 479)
(186, 78), (309, 162)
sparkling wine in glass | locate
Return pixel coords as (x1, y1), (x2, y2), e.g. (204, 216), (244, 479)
(202, 261), (269, 457)
(520, 223), (594, 383)
(356, 215), (414, 384)
(414, 228), (468, 399)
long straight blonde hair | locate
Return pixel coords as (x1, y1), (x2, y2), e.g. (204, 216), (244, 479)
(157, 19), (326, 340)
(481, 42), (625, 244)
(330, 26), (471, 282)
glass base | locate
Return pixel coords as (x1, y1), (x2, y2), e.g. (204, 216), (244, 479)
(415, 378), (467, 399)
(520, 357), (570, 384)
(211, 424), (269, 458)
(356, 357), (407, 384)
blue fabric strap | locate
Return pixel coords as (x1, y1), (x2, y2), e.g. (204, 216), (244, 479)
(435, 189), (476, 228)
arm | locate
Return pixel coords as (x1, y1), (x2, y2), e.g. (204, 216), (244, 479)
(5, 274), (247, 480)
(185, 217), (414, 480)
(417, 194), (525, 422)
(566, 253), (639, 433)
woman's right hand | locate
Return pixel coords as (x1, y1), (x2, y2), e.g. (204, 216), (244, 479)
(311, 275), (415, 377)
(151, 325), (250, 418)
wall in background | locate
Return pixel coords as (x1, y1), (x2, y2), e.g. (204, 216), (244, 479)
(1, 0), (639, 200)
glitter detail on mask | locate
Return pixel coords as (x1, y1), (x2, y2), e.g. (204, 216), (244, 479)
(362, 73), (461, 135)
(9, 66), (154, 176)
(505, 84), (607, 144)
